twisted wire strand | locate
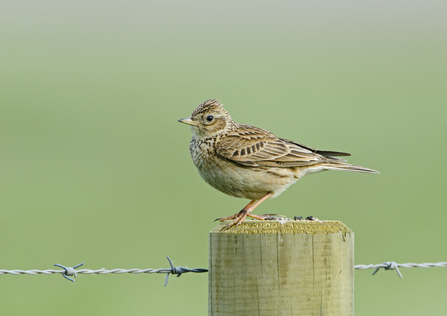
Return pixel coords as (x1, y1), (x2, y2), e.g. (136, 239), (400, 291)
(2, 261), (446, 281)
(354, 261), (447, 278)
(0, 268), (181, 276)
(354, 262), (447, 270)
(0, 257), (208, 284)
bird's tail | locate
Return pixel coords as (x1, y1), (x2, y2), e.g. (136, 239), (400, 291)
(322, 162), (380, 174)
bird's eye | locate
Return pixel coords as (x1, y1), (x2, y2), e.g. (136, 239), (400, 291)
(206, 115), (214, 122)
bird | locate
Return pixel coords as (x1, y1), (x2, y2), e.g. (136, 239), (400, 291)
(178, 99), (379, 229)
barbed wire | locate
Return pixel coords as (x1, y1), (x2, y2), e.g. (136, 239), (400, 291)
(1, 260), (445, 284)
(354, 261), (447, 279)
(0, 257), (208, 286)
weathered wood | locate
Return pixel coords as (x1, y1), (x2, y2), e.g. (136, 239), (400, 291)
(208, 220), (354, 315)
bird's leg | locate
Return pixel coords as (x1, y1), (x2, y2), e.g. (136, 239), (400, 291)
(220, 192), (274, 230)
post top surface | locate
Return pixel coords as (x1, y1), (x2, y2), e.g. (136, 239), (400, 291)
(211, 220), (353, 235)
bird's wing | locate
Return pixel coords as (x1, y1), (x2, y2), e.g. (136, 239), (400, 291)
(215, 125), (343, 167)
(279, 138), (351, 159)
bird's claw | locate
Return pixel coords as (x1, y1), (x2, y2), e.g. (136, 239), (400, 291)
(218, 210), (249, 230)
(220, 223), (233, 231)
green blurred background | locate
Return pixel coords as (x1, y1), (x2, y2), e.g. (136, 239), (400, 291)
(1, 1), (446, 315)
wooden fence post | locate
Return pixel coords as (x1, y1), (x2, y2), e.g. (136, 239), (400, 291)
(208, 220), (354, 315)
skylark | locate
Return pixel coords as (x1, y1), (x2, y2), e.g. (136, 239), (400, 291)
(179, 99), (379, 229)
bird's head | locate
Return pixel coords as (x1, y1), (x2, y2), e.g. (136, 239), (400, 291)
(178, 99), (233, 137)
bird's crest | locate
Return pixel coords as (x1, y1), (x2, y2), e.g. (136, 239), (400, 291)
(191, 99), (229, 117)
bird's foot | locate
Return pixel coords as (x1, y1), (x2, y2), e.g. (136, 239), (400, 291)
(220, 212), (247, 230)
(214, 213), (238, 223)
(216, 210), (269, 230)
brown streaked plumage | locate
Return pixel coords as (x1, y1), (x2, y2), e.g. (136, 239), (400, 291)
(179, 99), (379, 229)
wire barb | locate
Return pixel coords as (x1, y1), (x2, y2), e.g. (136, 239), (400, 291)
(164, 257), (208, 287)
(54, 262), (85, 282)
(371, 261), (403, 279)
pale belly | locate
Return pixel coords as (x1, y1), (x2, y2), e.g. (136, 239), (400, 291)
(193, 153), (302, 200)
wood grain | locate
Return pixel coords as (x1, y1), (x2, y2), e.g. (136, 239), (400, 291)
(209, 220), (354, 315)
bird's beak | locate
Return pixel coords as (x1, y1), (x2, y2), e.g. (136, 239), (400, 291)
(178, 117), (198, 126)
